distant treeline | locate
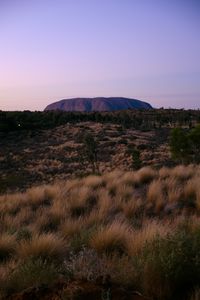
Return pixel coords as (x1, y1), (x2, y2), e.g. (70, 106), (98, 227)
(0, 109), (200, 133)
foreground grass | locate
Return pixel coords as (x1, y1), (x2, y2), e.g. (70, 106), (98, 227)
(1, 165), (200, 299)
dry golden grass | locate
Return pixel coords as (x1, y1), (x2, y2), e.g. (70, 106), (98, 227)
(146, 179), (165, 213)
(171, 164), (195, 180)
(17, 233), (67, 260)
(1, 165), (200, 299)
(134, 166), (157, 185)
(120, 197), (142, 218)
(60, 218), (83, 238)
(90, 220), (132, 254)
(127, 220), (172, 255)
(82, 175), (105, 189)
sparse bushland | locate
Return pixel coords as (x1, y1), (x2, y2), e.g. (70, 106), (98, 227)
(1, 166), (200, 299)
(1, 110), (200, 194)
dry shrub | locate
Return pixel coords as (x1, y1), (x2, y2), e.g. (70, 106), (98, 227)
(184, 177), (200, 210)
(0, 234), (16, 262)
(65, 248), (105, 281)
(49, 197), (69, 218)
(34, 208), (62, 233)
(82, 175), (105, 189)
(134, 167), (157, 185)
(147, 180), (165, 213)
(80, 209), (105, 227)
(90, 220), (132, 254)
(121, 198), (143, 219)
(167, 186), (183, 204)
(66, 186), (96, 217)
(61, 179), (82, 197)
(164, 177), (183, 203)
(61, 218), (83, 238)
(127, 220), (171, 255)
(159, 167), (171, 178)
(17, 233), (67, 261)
(2, 207), (34, 232)
(120, 171), (135, 186)
(97, 188), (113, 217)
(171, 165), (195, 180)
(115, 184), (134, 203)
(103, 170), (123, 183)
(26, 186), (53, 209)
(0, 193), (26, 216)
(66, 249), (136, 287)
(15, 207), (34, 226)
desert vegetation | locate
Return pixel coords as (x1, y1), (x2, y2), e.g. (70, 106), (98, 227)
(1, 110), (200, 194)
(0, 121), (171, 193)
(0, 165), (200, 299)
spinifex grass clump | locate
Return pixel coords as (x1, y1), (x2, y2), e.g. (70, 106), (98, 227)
(0, 166), (200, 299)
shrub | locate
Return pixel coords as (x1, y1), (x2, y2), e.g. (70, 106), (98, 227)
(134, 167), (157, 185)
(0, 235), (16, 262)
(70, 227), (97, 252)
(65, 248), (105, 281)
(138, 229), (200, 299)
(90, 221), (132, 254)
(16, 227), (32, 242)
(131, 147), (142, 170)
(17, 233), (67, 261)
(5, 258), (61, 294)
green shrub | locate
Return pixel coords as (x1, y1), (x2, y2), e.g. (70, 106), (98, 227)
(138, 229), (200, 299)
(5, 259), (61, 294)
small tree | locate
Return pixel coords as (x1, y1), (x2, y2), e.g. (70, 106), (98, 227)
(170, 128), (190, 163)
(188, 124), (200, 163)
(83, 133), (98, 173)
(131, 147), (142, 170)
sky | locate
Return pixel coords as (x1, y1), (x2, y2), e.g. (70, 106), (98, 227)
(0, 0), (200, 111)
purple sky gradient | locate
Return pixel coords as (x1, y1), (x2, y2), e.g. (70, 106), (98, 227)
(0, 0), (200, 111)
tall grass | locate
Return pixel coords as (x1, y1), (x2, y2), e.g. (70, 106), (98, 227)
(0, 165), (200, 299)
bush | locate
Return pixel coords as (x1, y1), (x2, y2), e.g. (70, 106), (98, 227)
(5, 259), (61, 294)
(131, 148), (142, 170)
(138, 229), (200, 299)
(0, 235), (16, 262)
(17, 233), (67, 261)
(170, 125), (200, 163)
(16, 228), (32, 241)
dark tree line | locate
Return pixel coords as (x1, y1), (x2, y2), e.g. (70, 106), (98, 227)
(0, 109), (200, 134)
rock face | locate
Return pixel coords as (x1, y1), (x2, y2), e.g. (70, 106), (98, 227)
(44, 97), (152, 112)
